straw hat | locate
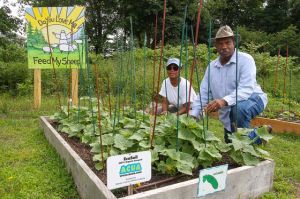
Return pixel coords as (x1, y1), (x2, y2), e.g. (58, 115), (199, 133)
(212, 25), (240, 41)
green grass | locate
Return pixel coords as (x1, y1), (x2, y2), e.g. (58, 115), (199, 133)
(0, 94), (79, 199)
(0, 94), (299, 198)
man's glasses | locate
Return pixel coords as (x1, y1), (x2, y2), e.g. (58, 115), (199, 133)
(166, 65), (179, 71)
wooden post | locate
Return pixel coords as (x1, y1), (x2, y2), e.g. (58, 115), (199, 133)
(34, 69), (41, 109)
(72, 69), (78, 106)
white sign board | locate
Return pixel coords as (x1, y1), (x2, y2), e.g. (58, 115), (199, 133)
(107, 151), (151, 190)
(197, 164), (228, 197)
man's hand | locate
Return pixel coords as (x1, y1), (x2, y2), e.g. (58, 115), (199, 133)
(205, 99), (227, 113)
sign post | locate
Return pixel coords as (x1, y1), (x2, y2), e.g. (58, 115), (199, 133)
(34, 69), (41, 108)
(107, 151), (152, 190)
(197, 164), (228, 197)
(25, 6), (86, 108)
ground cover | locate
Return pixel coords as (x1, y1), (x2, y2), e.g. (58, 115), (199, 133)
(0, 94), (299, 198)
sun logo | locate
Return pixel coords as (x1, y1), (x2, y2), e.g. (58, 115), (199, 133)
(25, 7), (86, 69)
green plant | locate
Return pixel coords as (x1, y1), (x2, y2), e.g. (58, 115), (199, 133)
(51, 99), (273, 176)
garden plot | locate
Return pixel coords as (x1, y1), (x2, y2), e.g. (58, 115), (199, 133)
(41, 111), (274, 198)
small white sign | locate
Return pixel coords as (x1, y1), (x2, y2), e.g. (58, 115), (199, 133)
(197, 164), (228, 197)
(107, 151), (151, 190)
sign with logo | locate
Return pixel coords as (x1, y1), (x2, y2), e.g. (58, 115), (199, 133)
(25, 6), (86, 69)
(197, 164), (228, 197)
(107, 151), (151, 190)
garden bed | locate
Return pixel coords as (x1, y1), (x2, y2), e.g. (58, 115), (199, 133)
(40, 116), (275, 199)
(251, 117), (300, 135)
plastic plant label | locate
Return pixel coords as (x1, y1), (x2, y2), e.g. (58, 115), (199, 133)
(107, 151), (151, 190)
(197, 164), (228, 197)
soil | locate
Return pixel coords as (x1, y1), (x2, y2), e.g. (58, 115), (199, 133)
(48, 119), (239, 198)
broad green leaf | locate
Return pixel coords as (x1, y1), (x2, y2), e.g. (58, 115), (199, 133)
(191, 140), (206, 152)
(230, 136), (244, 151)
(242, 152), (260, 165)
(176, 162), (193, 175)
(229, 150), (243, 164)
(119, 129), (133, 138)
(215, 142), (231, 153)
(204, 145), (222, 159)
(150, 149), (159, 163)
(205, 131), (221, 142)
(95, 162), (104, 170)
(129, 132), (145, 141)
(256, 147), (270, 157)
(256, 126), (273, 142)
(109, 147), (120, 156)
(178, 128), (196, 142)
(114, 134), (134, 150)
(102, 134), (114, 145)
(242, 145), (260, 157)
(139, 140), (150, 149)
(90, 142), (101, 153)
(178, 152), (195, 168)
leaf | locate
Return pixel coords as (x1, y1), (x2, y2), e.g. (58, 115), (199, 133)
(90, 142), (101, 153)
(230, 136), (244, 151)
(139, 140), (150, 149)
(256, 126), (273, 142)
(204, 145), (222, 159)
(205, 131), (221, 142)
(191, 140), (205, 152)
(150, 149), (159, 163)
(256, 147), (270, 157)
(215, 142), (231, 153)
(95, 162), (104, 170)
(102, 134), (114, 145)
(242, 152), (260, 165)
(178, 127), (196, 142)
(129, 132), (145, 141)
(242, 145), (259, 157)
(176, 162), (193, 175)
(229, 150), (243, 164)
(113, 134), (134, 150)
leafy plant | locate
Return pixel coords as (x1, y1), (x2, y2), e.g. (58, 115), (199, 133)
(51, 98), (272, 176)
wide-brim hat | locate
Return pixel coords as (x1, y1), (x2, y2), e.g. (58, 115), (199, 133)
(166, 58), (182, 68)
(211, 25), (241, 42)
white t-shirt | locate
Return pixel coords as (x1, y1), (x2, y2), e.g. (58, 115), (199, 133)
(159, 77), (197, 108)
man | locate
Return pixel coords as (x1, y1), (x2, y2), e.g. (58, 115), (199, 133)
(190, 25), (268, 143)
(158, 58), (197, 115)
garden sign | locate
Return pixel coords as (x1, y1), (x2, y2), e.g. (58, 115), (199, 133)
(25, 6), (86, 69)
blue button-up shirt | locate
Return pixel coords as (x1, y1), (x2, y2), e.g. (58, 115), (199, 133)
(190, 49), (268, 131)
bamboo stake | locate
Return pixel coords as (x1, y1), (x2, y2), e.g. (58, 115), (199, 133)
(187, 0), (203, 115)
(94, 64), (104, 166)
(283, 45), (288, 99)
(107, 75), (112, 118)
(152, 13), (158, 115)
(151, 0), (167, 149)
(273, 48), (280, 96)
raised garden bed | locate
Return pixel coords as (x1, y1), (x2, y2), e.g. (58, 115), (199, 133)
(209, 112), (300, 135)
(251, 117), (300, 135)
(40, 116), (275, 199)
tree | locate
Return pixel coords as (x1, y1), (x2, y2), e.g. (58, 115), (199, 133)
(259, 0), (289, 33)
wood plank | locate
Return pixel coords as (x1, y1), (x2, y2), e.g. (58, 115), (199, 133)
(34, 69), (41, 109)
(251, 117), (300, 135)
(72, 69), (78, 106)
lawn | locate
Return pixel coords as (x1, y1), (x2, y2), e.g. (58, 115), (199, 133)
(0, 94), (299, 198)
